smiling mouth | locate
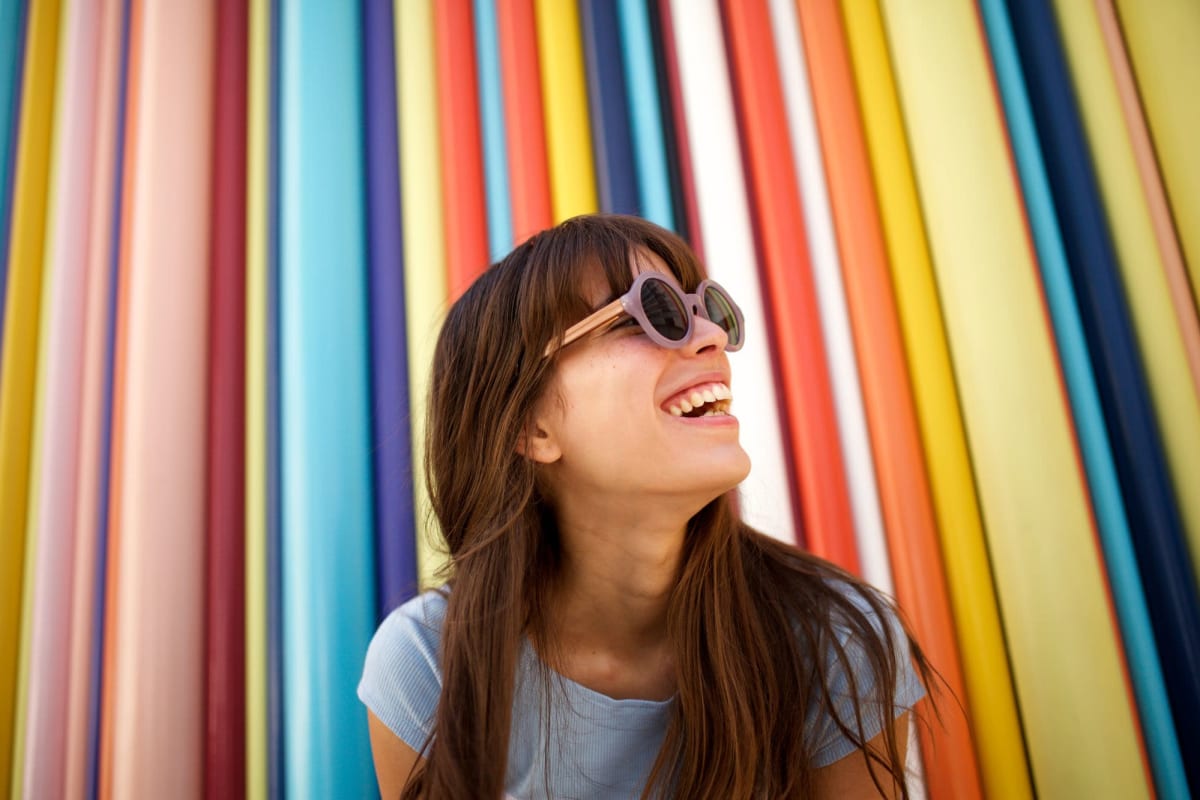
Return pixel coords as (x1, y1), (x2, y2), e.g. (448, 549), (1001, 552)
(664, 382), (732, 418)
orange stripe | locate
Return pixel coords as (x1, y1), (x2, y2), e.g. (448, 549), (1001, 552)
(436, 0), (490, 298)
(496, 0), (551, 243)
(795, 0), (984, 794)
(721, 0), (858, 571)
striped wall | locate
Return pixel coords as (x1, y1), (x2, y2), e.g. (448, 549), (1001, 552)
(0, 0), (1197, 797)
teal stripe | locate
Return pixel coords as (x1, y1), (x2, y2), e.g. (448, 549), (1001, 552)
(978, 1), (1188, 796)
(473, 0), (512, 262)
(0, 0), (28, 342)
(615, 0), (673, 229)
(279, 1), (377, 795)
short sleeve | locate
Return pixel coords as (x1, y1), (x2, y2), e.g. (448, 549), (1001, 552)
(357, 590), (449, 752)
(805, 586), (926, 767)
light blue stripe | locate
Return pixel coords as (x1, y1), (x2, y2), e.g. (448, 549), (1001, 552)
(474, 0), (512, 262)
(0, 0), (28, 344)
(279, 0), (377, 796)
(978, 1), (1188, 796)
(615, 0), (673, 230)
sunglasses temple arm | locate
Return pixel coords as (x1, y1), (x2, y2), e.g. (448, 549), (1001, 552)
(544, 300), (626, 357)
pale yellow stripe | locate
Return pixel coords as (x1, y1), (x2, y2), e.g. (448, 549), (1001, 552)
(1113, 0), (1200, 308)
(878, 0), (1149, 795)
(0, 0), (62, 790)
(397, 0), (449, 587)
(533, 0), (596, 221)
(245, 0), (269, 796)
(1053, 0), (1200, 583)
(839, 3), (1032, 796)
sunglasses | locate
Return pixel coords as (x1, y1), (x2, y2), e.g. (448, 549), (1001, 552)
(544, 271), (745, 357)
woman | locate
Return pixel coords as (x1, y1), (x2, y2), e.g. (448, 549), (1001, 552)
(359, 215), (931, 798)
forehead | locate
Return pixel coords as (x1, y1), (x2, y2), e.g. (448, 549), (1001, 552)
(582, 248), (677, 308)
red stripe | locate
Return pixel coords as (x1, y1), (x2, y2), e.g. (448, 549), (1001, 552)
(204, 0), (248, 795)
(497, 0), (552, 243)
(437, 0), (490, 298)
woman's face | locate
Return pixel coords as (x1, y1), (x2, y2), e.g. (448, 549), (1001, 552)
(528, 251), (752, 509)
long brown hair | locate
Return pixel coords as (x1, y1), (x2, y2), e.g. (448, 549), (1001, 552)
(408, 215), (932, 798)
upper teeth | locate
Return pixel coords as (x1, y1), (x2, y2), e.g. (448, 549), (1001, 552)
(667, 382), (732, 417)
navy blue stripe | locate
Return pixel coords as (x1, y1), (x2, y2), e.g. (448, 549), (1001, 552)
(579, 0), (640, 216)
(1004, 0), (1200, 792)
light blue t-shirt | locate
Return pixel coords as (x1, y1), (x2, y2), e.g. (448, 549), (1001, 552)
(358, 587), (924, 799)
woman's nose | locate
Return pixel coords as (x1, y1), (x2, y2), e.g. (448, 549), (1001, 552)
(686, 309), (729, 354)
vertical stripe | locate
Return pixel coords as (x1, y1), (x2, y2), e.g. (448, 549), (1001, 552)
(473, 0), (514, 262)
(397, 0), (449, 587)
(615, 0), (673, 230)
(880, 0), (1150, 793)
(363, 0), (417, 616)
(0, 0), (28, 338)
(663, 0), (794, 544)
(206, 0), (248, 794)
(579, 0), (639, 216)
(436, 0), (489, 299)
(496, 0), (551, 242)
(244, 0), (269, 794)
(648, 0), (700, 252)
(722, 0), (859, 570)
(0, 0), (60, 788)
(17, 0), (101, 794)
(533, 0), (596, 221)
(278, 0), (376, 794)
(100, 0), (213, 794)
(1113, 0), (1200, 307)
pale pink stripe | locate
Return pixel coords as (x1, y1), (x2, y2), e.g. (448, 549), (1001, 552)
(105, 1), (213, 796)
(1096, 0), (1200, 400)
(21, 1), (104, 797)
(63, 0), (124, 797)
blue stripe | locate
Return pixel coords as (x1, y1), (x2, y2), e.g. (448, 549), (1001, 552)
(579, 0), (639, 216)
(279, 0), (378, 794)
(473, 0), (513, 261)
(0, 0), (29, 357)
(1002, 0), (1200, 794)
(980, 1), (1189, 796)
(616, 0), (674, 230)
(363, 0), (417, 618)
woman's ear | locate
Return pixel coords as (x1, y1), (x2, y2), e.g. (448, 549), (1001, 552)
(515, 419), (562, 464)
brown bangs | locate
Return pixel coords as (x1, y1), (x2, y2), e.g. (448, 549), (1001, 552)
(514, 214), (707, 357)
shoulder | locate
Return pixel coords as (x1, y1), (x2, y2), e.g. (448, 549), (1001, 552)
(357, 589), (449, 752)
(803, 579), (925, 766)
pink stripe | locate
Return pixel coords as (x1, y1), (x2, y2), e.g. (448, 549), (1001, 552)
(21, 0), (105, 796)
(1095, 0), (1200, 401)
(102, 1), (213, 795)
(63, 0), (124, 795)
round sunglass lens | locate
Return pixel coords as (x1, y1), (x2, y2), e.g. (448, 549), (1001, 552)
(704, 286), (742, 346)
(641, 277), (689, 342)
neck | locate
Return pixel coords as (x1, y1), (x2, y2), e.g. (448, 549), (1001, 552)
(545, 494), (694, 658)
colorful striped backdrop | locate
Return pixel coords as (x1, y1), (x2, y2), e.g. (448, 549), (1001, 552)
(0, 0), (1197, 797)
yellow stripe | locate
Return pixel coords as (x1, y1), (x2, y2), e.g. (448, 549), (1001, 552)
(838, 5), (1033, 796)
(1052, 0), (1200, 584)
(533, 0), (596, 221)
(245, 0), (269, 795)
(0, 0), (63, 789)
(397, 0), (448, 587)
(877, 0), (1149, 795)
(1114, 0), (1200, 314)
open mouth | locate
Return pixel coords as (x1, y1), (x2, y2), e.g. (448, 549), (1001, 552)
(663, 382), (732, 418)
